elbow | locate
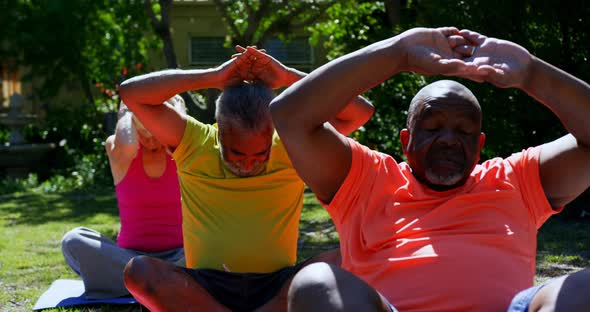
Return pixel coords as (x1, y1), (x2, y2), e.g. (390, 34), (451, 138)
(269, 96), (291, 131)
(118, 79), (138, 110)
(364, 103), (376, 121)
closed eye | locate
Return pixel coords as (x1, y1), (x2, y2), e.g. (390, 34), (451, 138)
(230, 149), (245, 156)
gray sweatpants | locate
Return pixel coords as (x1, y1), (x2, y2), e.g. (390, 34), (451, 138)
(61, 226), (185, 299)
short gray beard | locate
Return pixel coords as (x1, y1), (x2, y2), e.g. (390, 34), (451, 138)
(219, 144), (265, 177)
(223, 159), (264, 177)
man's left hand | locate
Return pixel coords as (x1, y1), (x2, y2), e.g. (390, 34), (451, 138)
(456, 29), (534, 89)
(236, 46), (296, 89)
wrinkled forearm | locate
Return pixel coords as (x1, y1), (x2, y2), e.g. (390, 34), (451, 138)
(521, 57), (590, 146)
(119, 68), (220, 110)
(114, 112), (137, 146)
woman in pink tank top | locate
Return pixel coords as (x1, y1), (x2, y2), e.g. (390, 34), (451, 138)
(60, 97), (185, 299)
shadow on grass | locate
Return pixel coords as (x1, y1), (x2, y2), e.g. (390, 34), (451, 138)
(536, 214), (590, 280)
(297, 193), (340, 261)
(0, 187), (118, 226)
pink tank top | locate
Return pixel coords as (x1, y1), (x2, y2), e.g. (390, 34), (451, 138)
(115, 147), (183, 252)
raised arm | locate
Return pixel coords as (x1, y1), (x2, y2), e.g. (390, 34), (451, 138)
(119, 56), (249, 149)
(239, 47), (375, 136)
(460, 30), (590, 208)
(270, 27), (475, 202)
(105, 103), (138, 185)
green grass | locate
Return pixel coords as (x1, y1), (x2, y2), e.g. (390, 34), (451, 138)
(1, 188), (588, 311)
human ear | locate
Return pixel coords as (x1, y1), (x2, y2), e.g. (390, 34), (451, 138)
(475, 132), (486, 162)
(400, 129), (410, 155)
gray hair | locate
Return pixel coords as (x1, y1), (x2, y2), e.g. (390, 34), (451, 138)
(215, 82), (275, 132)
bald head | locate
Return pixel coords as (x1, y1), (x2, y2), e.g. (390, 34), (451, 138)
(407, 80), (481, 129)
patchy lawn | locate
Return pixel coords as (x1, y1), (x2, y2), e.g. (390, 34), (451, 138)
(0, 188), (588, 311)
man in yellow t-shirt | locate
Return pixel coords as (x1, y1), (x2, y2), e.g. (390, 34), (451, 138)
(118, 46), (374, 311)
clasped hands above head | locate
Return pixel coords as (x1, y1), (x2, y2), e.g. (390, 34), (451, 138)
(227, 45), (281, 84)
(405, 27), (532, 88)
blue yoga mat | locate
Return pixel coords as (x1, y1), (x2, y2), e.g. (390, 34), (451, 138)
(33, 279), (137, 310)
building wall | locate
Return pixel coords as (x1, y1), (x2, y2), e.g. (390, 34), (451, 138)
(170, 1), (226, 68)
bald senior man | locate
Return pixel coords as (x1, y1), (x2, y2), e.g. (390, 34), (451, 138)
(270, 27), (590, 312)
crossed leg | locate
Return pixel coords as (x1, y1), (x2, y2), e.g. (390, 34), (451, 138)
(123, 255), (229, 312)
(124, 249), (343, 312)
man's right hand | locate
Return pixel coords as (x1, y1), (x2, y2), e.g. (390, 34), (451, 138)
(215, 55), (255, 89)
(399, 27), (478, 77)
(237, 46), (300, 89)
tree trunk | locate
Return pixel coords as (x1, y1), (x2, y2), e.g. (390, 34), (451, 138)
(384, 0), (401, 29)
(157, 0), (178, 68)
(160, 29), (178, 69)
(78, 66), (94, 106)
(144, 0), (202, 115)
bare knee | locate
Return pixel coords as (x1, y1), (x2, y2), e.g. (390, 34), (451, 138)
(289, 263), (341, 312)
(61, 227), (90, 255)
(289, 262), (390, 312)
(123, 255), (160, 296)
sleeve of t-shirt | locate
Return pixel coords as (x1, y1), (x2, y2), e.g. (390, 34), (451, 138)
(172, 116), (214, 169)
(270, 135), (293, 168)
(506, 146), (564, 229)
(322, 138), (387, 226)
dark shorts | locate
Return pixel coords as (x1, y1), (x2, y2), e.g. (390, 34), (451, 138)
(182, 261), (307, 312)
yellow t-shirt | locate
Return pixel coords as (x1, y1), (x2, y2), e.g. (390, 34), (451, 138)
(172, 116), (304, 273)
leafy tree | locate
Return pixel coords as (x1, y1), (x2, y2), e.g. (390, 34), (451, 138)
(144, 0), (177, 68)
(309, 0), (590, 215)
(309, 1), (425, 157)
(212, 0), (340, 47)
(0, 0), (158, 185)
(309, 0), (590, 161)
(2, 0), (157, 110)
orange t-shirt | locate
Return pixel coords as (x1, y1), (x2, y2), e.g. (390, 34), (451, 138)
(325, 139), (561, 312)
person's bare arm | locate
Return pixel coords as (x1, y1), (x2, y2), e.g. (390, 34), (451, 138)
(105, 104), (139, 185)
(118, 57), (248, 149)
(270, 27), (474, 203)
(240, 47), (375, 136)
(460, 30), (590, 208)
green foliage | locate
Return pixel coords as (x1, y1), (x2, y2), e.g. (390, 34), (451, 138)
(308, 0), (590, 161)
(0, 173), (39, 195)
(0, 0), (157, 192)
(308, 1), (387, 60)
(17, 104), (113, 192)
(410, 0), (590, 159)
(214, 0), (340, 46)
(2, 0), (158, 106)
(308, 1), (428, 157)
